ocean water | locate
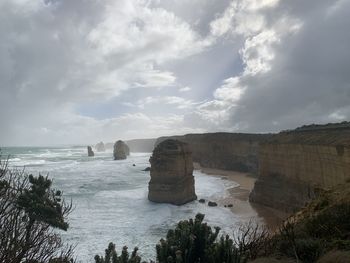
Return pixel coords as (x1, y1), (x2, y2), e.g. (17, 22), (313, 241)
(2, 146), (256, 262)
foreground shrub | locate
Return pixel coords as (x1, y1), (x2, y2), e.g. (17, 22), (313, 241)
(278, 219), (324, 262)
(304, 203), (350, 241)
(0, 155), (74, 263)
(233, 220), (273, 260)
(94, 243), (142, 263)
(96, 214), (275, 263)
(156, 213), (247, 263)
(317, 250), (350, 263)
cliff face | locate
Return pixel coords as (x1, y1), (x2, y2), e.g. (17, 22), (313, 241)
(113, 140), (130, 160)
(148, 139), (197, 205)
(156, 133), (270, 174)
(250, 126), (350, 212)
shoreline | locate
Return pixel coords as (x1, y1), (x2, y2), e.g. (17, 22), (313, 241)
(194, 164), (288, 229)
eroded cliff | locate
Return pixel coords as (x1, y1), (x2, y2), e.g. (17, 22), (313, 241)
(156, 133), (270, 174)
(250, 124), (350, 212)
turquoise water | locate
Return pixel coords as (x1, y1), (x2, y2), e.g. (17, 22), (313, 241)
(2, 146), (254, 262)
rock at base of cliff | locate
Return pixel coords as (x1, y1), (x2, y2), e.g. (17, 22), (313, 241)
(113, 140), (130, 160)
(208, 201), (217, 207)
(148, 139), (197, 205)
(87, 146), (94, 157)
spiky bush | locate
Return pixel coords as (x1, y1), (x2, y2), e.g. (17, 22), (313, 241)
(96, 214), (255, 263)
(155, 213), (246, 263)
(94, 243), (142, 263)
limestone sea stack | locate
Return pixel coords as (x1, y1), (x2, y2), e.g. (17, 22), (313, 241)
(113, 140), (130, 160)
(95, 141), (105, 152)
(87, 146), (94, 157)
(148, 139), (197, 205)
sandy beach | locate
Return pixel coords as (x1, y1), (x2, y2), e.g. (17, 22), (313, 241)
(195, 164), (288, 229)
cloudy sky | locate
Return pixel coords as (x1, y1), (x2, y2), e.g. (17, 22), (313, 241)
(1, 0), (349, 146)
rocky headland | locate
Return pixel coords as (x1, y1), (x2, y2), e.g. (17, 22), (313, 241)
(95, 141), (105, 152)
(156, 133), (271, 174)
(113, 140), (130, 160)
(126, 138), (157, 152)
(148, 139), (197, 205)
(250, 123), (350, 212)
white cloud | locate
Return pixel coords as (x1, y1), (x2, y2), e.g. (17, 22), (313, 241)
(210, 0), (280, 37)
(214, 77), (245, 102)
(134, 69), (176, 88)
(137, 96), (198, 110)
(179, 86), (191, 92)
(240, 30), (279, 75)
(0, 0), (214, 145)
(88, 1), (209, 63)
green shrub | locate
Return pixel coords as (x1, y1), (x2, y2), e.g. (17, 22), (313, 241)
(155, 213), (246, 263)
(329, 239), (350, 251)
(317, 250), (350, 263)
(277, 238), (323, 262)
(96, 214), (252, 263)
(94, 243), (142, 263)
(0, 155), (74, 263)
(304, 203), (350, 240)
(294, 238), (323, 263)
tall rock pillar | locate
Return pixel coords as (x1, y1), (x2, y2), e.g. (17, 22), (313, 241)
(148, 139), (197, 205)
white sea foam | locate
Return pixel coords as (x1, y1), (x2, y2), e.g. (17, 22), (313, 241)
(9, 157), (21, 162)
(10, 159), (47, 166)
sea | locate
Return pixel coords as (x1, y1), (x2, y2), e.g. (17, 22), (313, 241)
(2, 146), (255, 262)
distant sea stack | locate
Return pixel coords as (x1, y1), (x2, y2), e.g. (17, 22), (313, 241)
(87, 146), (94, 157)
(95, 141), (105, 152)
(113, 140), (130, 160)
(148, 139), (197, 205)
(250, 122), (350, 213)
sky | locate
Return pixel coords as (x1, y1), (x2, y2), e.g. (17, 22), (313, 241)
(1, 0), (350, 146)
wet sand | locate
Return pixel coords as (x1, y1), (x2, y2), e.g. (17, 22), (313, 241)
(195, 164), (288, 229)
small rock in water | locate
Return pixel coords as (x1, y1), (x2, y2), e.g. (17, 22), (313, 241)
(228, 204), (233, 208)
(224, 205), (227, 207)
(198, 199), (205, 203)
(133, 164), (136, 166)
(208, 201), (218, 207)
(142, 167), (151, 171)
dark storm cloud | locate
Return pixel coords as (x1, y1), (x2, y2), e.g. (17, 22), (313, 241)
(232, 0), (350, 132)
